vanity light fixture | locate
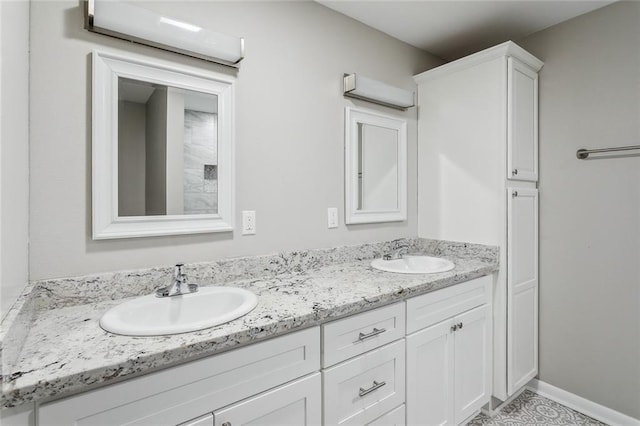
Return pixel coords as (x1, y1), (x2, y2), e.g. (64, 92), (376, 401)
(343, 74), (415, 110)
(84, 0), (244, 67)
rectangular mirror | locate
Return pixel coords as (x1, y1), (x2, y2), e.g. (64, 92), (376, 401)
(93, 50), (234, 239)
(345, 107), (407, 224)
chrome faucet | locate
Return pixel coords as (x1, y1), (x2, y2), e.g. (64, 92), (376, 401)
(383, 246), (410, 261)
(156, 263), (199, 297)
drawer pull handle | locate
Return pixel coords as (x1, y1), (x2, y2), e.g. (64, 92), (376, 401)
(359, 380), (386, 397)
(357, 327), (386, 341)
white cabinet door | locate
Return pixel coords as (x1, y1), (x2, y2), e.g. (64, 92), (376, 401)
(213, 373), (321, 426)
(507, 57), (538, 182)
(407, 303), (491, 426)
(406, 319), (455, 426)
(507, 187), (539, 394)
(453, 305), (491, 425)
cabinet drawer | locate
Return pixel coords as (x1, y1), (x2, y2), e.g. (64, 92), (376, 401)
(406, 275), (491, 334)
(213, 373), (321, 426)
(322, 302), (405, 367)
(366, 405), (405, 426)
(39, 327), (320, 426)
(323, 340), (405, 426)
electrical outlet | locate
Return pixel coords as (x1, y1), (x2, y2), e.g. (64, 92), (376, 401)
(328, 207), (339, 229)
(242, 210), (256, 235)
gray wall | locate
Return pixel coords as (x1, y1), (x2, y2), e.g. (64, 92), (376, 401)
(28, 1), (441, 280)
(0, 1), (30, 319)
(118, 101), (146, 217)
(518, 1), (640, 418)
(145, 87), (169, 216)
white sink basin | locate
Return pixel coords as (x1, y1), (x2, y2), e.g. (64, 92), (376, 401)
(371, 255), (455, 274)
(100, 286), (258, 336)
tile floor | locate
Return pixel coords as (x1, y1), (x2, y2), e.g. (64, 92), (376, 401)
(468, 390), (607, 425)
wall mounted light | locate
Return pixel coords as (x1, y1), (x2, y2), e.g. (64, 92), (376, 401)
(84, 0), (244, 67)
(343, 74), (415, 110)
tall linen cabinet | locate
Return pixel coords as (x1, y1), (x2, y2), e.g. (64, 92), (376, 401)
(414, 41), (543, 402)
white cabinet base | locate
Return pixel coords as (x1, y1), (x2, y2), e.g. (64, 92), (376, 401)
(38, 328), (320, 426)
(406, 276), (492, 426)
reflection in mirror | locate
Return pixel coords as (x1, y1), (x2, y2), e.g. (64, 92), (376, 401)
(118, 78), (218, 217)
(357, 123), (398, 211)
(345, 107), (407, 224)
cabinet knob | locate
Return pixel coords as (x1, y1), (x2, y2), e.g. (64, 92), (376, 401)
(451, 324), (458, 332)
(457, 322), (463, 329)
(222, 422), (231, 426)
(512, 169), (518, 175)
(512, 191), (518, 197)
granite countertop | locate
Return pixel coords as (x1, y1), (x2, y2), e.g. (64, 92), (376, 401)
(1, 239), (498, 408)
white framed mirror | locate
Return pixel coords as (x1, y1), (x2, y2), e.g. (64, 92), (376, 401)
(92, 50), (235, 239)
(345, 107), (407, 224)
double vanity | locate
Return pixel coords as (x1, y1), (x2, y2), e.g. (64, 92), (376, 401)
(100, 254), (455, 337)
(1, 238), (498, 425)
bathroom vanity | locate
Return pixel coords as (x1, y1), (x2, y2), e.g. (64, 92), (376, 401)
(39, 276), (491, 426)
(0, 239), (498, 426)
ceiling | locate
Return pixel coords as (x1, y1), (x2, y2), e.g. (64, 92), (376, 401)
(316, 1), (616, 60)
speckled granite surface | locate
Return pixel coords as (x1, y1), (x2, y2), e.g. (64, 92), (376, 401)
(1, 238), (498, 408)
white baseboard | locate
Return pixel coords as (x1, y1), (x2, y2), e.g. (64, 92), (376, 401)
(527, 379), (640, 426)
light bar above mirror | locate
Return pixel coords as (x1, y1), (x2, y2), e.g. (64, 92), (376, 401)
(343, 74), (415, 110)
(84, 0), (244, 67)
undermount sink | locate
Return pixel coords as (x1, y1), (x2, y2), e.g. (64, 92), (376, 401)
(371, 255), (455, 274)
(100, 286), (258, 336)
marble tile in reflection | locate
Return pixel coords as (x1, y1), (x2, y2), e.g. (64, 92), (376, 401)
(184, 144), (216, 168)
(184, 192), (216, 214)
(183, 169), (204, 193)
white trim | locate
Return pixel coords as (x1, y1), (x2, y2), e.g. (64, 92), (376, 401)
(527, 379), (640, 426)
(92, 50), (235, 239)
(344, 107), (407, 224)
(414, 41), (544, 84)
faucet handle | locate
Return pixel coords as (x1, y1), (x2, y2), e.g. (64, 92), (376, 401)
(174, 263), (185, 276)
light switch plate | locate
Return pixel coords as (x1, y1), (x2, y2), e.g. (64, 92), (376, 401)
(242, 211), (256, 235)
(328, 207), (339, 229)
